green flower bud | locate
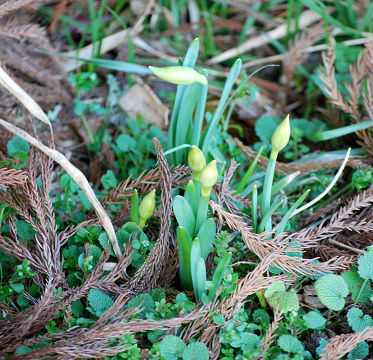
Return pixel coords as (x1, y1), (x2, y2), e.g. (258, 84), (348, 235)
(199, 160), (218, 197)
(271, 114), (291, 159)
(188, 145), (206, 180)
(138, 189), (156, 228)
(149, 66), (207, 85)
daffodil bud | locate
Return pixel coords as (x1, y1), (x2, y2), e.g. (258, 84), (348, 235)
(188, 145), (206, 180)
(271, 115), (291, 159)
(149, 66), (207, 85)
(138, 189), (156, 228)
(199, 160), (218, 197)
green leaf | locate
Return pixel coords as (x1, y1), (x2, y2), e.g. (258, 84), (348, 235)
(15, 220), (36, 241)
(159, 335), (186, 360)
(347, 341), (369, 359)
(127, 293), (155, 318)
(177, 226), (193, 290)
(314, 274), (349, 311)
(347, 307), (373, 332)
(264, 282), (286, 299)
(183, 342), (209, 360)
(116, 133), (136, 152)
(304, 311), (326, 330)
(17, 294), (29, 307)
(190, 239), (206, 301)
(101, 170), (118, 190)
(130, 189), (139, 223)
(196, 218), (216, 261)
(10, 282), (24, 293)
(7, 136), (30, 156)
(184, 181), (199, 217)
(342, 270), (372, 304)
(358, 251), (373, 281)
(278, 334), (304, 354)
(252, 309), (270, 324)
(278, 289), (299, 313)
(209, 252), (232, 300)
(255, 116), (281, 143)
(87, 289), (114, 316)
(311, 121), (373, 141)
(173, 196), (196, 236)
(202, 58), (242, 154)
(213, 313), (225, 325)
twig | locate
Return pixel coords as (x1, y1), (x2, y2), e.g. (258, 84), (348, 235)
(328, 239), (365, 255)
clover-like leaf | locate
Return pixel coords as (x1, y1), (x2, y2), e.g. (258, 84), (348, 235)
(347, 341), (369, 359)
(314, 274), (349, 311)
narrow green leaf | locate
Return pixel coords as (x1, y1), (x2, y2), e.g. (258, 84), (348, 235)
(196, 218), (216, 261)
(251, 184), (258, 233)
(177, 226), (193, 290)
(236, 146), (263, 194)
(258, 198), (284, 234)
(275, 189), (310, 236)
(209, 252), (232, 300)
(311, 121), (373, 141)
(202, 58), (242, 153)
(184, 181), (199, 217)
(130, 189), (139, 223)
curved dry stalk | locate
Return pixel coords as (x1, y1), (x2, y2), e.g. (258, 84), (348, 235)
(0, 119), (122, 259)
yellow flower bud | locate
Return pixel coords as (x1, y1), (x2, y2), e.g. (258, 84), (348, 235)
(199, 160), (218, 197)
(188, 145), (206, 180)
(149, 66), (207, 85)
(271, 115), (291, 159)
(138, 189), (156, 228)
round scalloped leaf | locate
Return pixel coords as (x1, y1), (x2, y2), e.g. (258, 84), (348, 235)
(314, 274), (349, 311)
(278, 334), (304, 354)
(182, 342), (209, 360)
(347, 307), (373, 332)
(303, 311), (326, 330)
(278, 289), (299, 312)
(87, 289), (114, 315)
(357, 251), (373, 281)
(347, 341), (369, 359)
(159, 335), (186, 360)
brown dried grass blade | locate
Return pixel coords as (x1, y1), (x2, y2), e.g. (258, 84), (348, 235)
(0, 119), (122, 259)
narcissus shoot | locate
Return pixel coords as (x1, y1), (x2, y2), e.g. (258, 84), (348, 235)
(149, 65), (207, 85)
(138, 189), (156, 229)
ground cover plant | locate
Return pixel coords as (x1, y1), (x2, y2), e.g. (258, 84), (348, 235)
(1, 1), (373, 359)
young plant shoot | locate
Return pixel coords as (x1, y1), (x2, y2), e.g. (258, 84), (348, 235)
(173, 146), (231, 301)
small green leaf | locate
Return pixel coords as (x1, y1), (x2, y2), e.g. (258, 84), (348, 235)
(130, 189), (139, 223)
(15, 220), (36, 241)
(347, 341), (369, 359)
(213, 314), (225, 325)
(159, 335), (186, 360)
(342, 270), (372, 304)
(7, 136), (30, 156)
(278, 289), (299, 312)
(304, 311), (326, 330)
(278, 334), (304, 354)
(87, 289), (114, 316)
(101, 170), (118, 190)
(10, 282), (24, 293)
(358, 251), (373, 281)
(347, 307), (373, 332)
(183, 342), (209, 360)
(315, 274), (349, 311)
(116, 133), (137, 152)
